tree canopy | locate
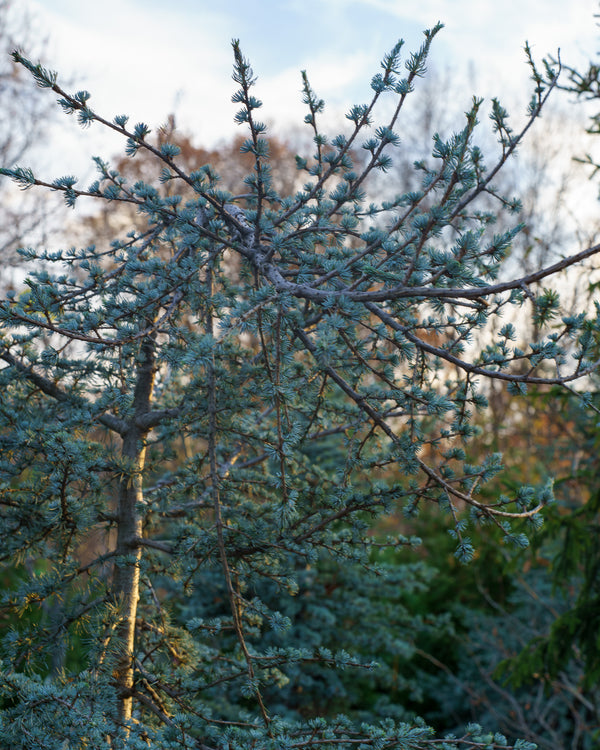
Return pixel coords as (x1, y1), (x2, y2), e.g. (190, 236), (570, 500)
(1, 23), (599, 750)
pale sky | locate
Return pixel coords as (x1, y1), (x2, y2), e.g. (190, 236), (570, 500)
(16, 0), (600, 176)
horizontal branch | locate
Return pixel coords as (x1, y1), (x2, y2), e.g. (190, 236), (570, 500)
(135, 408), (181, 431)
(380, 241), (600, 302)
(0, 349), (127, 434)
(132, 537), (174, 554)
(417, 457), (543, 519)
(365, 301), (600, 386)
(255, 241), (600, 305)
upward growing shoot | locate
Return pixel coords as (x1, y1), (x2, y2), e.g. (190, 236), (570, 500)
(0, 24), (596, 750)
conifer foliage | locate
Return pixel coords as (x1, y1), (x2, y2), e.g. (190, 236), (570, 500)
(0, 24), (598, 749)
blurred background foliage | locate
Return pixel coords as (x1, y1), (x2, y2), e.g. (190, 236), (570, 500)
(2, 1), (600, 747)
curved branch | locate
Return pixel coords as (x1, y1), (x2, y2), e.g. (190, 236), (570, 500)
(0, 349), (127, 434)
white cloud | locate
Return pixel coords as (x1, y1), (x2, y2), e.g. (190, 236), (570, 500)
(345, 0), (598, 82)
(28, 0), (233, 122)
(20, 0), (242, 174)
(14, 0), (600, 180)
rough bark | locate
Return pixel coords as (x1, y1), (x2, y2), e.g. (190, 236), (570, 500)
(111, 333), (156, 724)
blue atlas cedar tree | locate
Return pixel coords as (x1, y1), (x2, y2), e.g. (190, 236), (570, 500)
(0, 21), (596, 750)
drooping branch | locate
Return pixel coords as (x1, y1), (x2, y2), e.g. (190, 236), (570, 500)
(364, 301), (600, 386)
(0, 348), (127, 434)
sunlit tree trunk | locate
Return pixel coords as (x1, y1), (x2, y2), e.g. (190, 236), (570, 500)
(111, 334), (156, 724)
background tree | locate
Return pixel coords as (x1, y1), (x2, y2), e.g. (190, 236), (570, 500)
(0, 0), (56, 291)
(1, 24), (599, 750)
(434, 16), (600, 739)
(72, 115), (302, 249)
